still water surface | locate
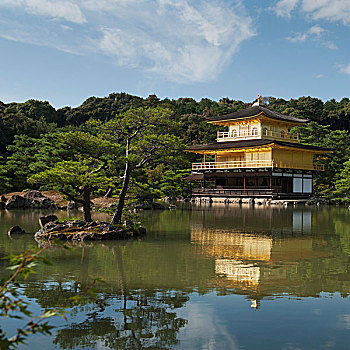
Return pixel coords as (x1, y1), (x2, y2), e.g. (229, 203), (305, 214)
(1, 205), (350, 349)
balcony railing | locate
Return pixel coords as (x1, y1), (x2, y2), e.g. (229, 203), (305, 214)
(273, 162), (325, 171)
(217, 130), (261, 142)
(192, 188), (277, 197)
(193, 160), (273, 170)
(217, 130), (299, 143)
(192, 160), (324, 171)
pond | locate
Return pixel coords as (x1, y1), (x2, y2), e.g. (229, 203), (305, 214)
(1, 204), (350, 349)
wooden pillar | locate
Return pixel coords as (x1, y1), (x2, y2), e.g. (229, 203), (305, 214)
(204, 153), (206, 163)
(203, 173), (206, 189)
(243, 174), (246, 190)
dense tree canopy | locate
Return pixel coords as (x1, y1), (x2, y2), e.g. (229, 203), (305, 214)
(1, 92), (350, 201)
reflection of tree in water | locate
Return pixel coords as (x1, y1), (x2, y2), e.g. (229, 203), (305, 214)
(24, 246), (189, 349)
(53, 290), (188, 349)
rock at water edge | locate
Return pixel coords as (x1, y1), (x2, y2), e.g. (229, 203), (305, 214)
(39, 214), (59, 228)
(8, 226), (26, 236)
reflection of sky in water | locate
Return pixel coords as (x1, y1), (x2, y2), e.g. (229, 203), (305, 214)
(176, 296), (240, 350)
(337, 314), (350, 330)
(176, 293), (350, 350)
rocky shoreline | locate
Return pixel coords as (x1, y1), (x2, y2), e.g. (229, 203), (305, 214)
(1, 190), (349, 211)
(0, 190), (172, 211)
(0, 190), (57, 210)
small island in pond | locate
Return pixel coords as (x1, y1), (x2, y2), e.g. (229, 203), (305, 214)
(35, 215), (146, 242)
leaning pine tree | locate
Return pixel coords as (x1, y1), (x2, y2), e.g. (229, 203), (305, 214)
(93, 107), (182, 225)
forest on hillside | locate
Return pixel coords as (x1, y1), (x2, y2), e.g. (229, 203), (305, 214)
(0, 93), (350, 201)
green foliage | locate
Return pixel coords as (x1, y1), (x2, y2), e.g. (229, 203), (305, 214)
(29, 160), (110, 194)
(0, 156), (11, 194)
(97, 107), (183, 162)
(159, 169), (191, 199)
(334, 160), (350, 201)
(291, 122), (350, 196)
(61, 92), (143, 125)
(268, 96), (350, 128)
(128, 167), (190, 202)
(131, 181), (164, 203)
(0, 133), (75, 192)
(0, 100), (58, 154)
(291, 121), (329, 145)
(59, 131), (120, 160)
(4, 135), (41, 191)
(320, 130), (350, 196)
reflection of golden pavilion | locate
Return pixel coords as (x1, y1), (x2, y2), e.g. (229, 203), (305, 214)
(191, 228), (271, 291)
(215, 260), (260, 286)
(191, 228), (272, 261)
(190, 226), (322, 296)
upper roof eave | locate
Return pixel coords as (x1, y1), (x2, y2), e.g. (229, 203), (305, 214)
(206, 106), (310, 124)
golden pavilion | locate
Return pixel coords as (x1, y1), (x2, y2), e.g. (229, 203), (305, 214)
(186, 98), (332, 199)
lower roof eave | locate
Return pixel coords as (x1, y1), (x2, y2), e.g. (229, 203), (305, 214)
(186, 139), (333, 153)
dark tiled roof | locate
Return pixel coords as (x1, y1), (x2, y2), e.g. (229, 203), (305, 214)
(187, 139), (272, 151)
(206, 105), (309, 123)
(273, 140), (333, 151)
(187, 139), (333, 152)
(183, 173), (204, 181)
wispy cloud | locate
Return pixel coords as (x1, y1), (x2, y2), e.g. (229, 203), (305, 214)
(0, 0), (255, 83)
(0, 0), (86, 23)
(338, 63), (350, 75)
(286, 25), (337, 49)
(301, 0), (350, 24)
(287, 25), (324, 42)
(315, 74), (324, 79)
(274, 0), (350, 24)
(272, 0), (299, 18)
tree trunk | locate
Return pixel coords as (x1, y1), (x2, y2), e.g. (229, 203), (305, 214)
(82, 187), (92, 222)
(111, 162), (131, 225)
(104, 188), (113, 198)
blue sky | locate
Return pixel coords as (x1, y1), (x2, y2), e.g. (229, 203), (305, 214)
(0, 0), (350, 108)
